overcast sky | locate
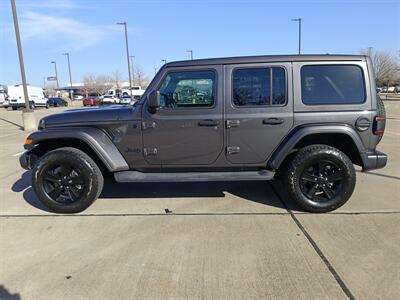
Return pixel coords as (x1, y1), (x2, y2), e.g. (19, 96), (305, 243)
(1, 0), (399, 87)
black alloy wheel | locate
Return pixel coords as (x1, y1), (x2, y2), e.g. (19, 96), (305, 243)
(299, 160), (344, 202)
(42, 163), (85, 204)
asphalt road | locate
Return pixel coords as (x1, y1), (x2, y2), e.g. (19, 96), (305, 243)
(0, 103), (399, 299)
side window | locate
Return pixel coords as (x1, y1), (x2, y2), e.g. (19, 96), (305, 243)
(159, 70), (215, 108)
(301, 65), (366, 105)
(232, 67), (286, 106)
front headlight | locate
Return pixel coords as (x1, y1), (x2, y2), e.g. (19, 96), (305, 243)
(38, 119), (46, 130)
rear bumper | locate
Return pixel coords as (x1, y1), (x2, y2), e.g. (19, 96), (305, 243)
(361, 151), (387, 171)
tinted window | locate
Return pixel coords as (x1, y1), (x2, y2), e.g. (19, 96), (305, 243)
(159, 70), (215, 108)
(301, 65), (365, 105)
(232, 67), (286, 106)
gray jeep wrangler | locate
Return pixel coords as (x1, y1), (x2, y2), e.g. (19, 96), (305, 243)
(20, 55), (387, 213)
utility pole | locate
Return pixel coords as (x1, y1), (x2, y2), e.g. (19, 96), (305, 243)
(291, 18), (302, 54)
(186, 50), (193, 60)
(154, 67), (157, 75)
(117, 22), (133, 99)
(43, 77), (46, 89)
(10, 0), (36, 131)
(63, 52), (73, 100)
(51, 61), (59, 89)
(129, 55), (135, 86)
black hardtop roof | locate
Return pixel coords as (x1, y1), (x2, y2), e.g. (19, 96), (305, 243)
(166, 54), (366, 67)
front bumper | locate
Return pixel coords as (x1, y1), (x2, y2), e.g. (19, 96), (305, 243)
(19, 150), (38, 170)
(362, 151), (388, 171)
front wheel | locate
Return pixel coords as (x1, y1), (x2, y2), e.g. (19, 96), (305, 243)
(32, 147), (104, 213)
(285, 145), (356, 212)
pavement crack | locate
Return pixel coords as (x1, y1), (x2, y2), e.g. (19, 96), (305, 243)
(270, 183), (356, 300)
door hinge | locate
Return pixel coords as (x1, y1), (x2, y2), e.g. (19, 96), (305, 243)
(142, 121), (156, 130)
(226, 120), (240, 129)
(144, 148), (158, 156)
(227, 146), (240, 155)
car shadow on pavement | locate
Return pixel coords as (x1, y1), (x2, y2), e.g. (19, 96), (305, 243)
(12, 171), (52, 212)
(13, 172), (293, 212)
(100, 175), (291, 211)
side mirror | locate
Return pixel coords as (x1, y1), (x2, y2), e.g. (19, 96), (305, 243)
(148, 90), (160, 113)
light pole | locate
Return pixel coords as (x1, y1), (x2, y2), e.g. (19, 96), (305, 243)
(10, 0), (36, 131)
(367, 46), (373, 57)
(129, 55), (135, 86)
(186, 50), (193, 60)
(51, 61), (59, 89)
(63, 52), (73, 100)
(291, 18), (302, 54)
(117, 22), (133, 98)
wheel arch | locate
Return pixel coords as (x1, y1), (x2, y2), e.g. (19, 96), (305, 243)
(268, 125), (366, 170)
(26, 127), (129, 172)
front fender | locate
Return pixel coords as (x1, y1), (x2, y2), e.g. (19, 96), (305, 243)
(25, 127), (129, 172)
(267, 124), (366, 169)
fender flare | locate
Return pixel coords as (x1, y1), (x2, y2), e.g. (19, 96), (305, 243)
(267, 124), (366, 170)
(26, 127), (129, 172)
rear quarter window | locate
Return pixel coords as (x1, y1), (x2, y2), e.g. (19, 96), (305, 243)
(301, 65), (366, 105)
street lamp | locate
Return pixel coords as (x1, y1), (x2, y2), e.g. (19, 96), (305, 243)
(129, 55), (135, 86)
(117, 22), (133, 98)
(63, 52), (73, 100)
(10, 0), (35, 131)
(186, 50), (193, 60)
(51, 61), (59, 89)
(291, 18), (302, 55)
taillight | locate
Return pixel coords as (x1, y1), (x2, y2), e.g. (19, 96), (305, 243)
(373, 115), (385, 135)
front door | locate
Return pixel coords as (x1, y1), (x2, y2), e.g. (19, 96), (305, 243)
(142, 66), (224, 166)
(225, 63), (293, 164)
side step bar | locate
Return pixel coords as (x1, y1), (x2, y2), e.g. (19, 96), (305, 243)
(114, 170), (275, 183)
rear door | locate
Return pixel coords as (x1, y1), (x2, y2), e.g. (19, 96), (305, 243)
(225, 63), (293, 164)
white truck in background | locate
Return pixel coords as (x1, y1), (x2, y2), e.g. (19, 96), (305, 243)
(8, 85), (48, 110)
(106, 86), (145, 102)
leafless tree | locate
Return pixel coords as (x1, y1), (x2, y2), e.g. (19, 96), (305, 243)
(360, 49), (400, 87)
(81, 74), (113, 96)
(111, 70), (124, 89)
(133, 64), (150, 87)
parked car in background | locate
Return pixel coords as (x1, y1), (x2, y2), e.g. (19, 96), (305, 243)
(120, 95), (132, 105)
(8, 84), (48, 110)
(0, 92), (8, 108)
(48, 97), (68, 107)
(120, 86), (145, 102)
(83, 95), (100, 107)
(101, 95), (120, 105)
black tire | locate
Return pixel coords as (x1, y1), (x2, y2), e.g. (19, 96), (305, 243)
(285, 145), (356, 213)
(29, 101), (35, 110)
(12, 106), (17, 111)
(46, 102), (50, 109)
(32, 147), (104, 213)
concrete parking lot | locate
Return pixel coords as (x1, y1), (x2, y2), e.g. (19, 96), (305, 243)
(0, 103), (399, 299)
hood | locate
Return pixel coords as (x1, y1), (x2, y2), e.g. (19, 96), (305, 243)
(40, 105), (136, 128)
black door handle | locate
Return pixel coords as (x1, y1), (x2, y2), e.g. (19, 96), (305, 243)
(263, 118), (284, 125)
(198, 120), (220, 127)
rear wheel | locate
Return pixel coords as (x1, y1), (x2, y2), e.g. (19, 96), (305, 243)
(12, 106), (17, 111)
(285, 145), (356, 212)
(32, 147), (104, 213)
(29, 101), (35, 110)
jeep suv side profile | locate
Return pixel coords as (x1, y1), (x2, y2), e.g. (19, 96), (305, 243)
(20, 55), (387, 213)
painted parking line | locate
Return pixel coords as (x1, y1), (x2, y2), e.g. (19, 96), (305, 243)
(12, 151), (25, 157)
